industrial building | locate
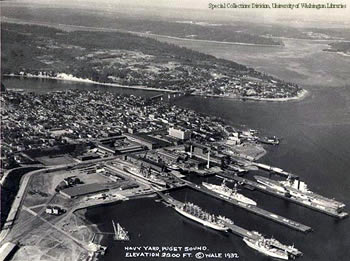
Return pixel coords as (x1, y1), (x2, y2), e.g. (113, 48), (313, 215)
(168, 127), (191, 140)
(96, 136), (144, 154)
(126, 154), (166, 173)
(123, 133), (170, 150)
(60, 183), (108, 199)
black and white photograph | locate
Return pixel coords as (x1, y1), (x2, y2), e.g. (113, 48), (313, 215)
(0, 0), (349, 260)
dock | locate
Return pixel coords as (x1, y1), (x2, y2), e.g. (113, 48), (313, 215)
(221, 221), (303, 257)
(184, 181), (312, 233)
(218, 173), (348, 219)
(251, 162), (298, 179)
(156, 192), (303, 258)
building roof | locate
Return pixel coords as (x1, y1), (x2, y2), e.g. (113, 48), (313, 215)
(124, 133), (171, 147)
(60, 183), (108, 198)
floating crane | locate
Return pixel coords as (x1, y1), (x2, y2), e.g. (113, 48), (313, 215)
(112, 220), (130, 241)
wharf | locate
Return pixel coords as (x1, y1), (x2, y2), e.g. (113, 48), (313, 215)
(251, 162), (298, 179)
(156, 192), (303, 258)
(220, 221), (303, 257)
(218, 173), (348, 219)
(184, 181), (311, 233)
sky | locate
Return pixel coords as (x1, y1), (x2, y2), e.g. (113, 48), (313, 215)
(4, 0), (350, 26)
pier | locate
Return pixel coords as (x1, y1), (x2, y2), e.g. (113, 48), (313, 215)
(156, 192), (303, 258)
(221, 221), (303, 257)
(218, 172), (348, 219)
(251, 162), (298, 179)
(184, 181), (312, 233)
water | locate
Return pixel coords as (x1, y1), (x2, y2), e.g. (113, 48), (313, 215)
(149, 36), (350, 88)
(4, 75), (350, 260)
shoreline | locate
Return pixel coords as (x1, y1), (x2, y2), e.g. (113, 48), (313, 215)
(5, 74), (308, 102)
(140, 32), (281, 48)
(2, 17), (281, 48)
(193, 89), (309, 102)
(4, 74), (179, 93)
(242, 89), (309, 102)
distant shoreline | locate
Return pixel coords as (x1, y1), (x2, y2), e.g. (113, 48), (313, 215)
(1, 16), (281, 48)
(5, 74), (308, 102)
(193, 89), (309, 102)
(4, 74), (178, 93)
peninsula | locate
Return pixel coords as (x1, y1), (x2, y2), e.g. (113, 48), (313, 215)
(2, 22), (303, 100)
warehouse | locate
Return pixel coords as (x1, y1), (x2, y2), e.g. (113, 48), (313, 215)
(60, 183), (108, 199)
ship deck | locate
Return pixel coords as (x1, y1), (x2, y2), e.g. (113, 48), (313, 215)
(185, 181), (312, 233)
(156, 192), (303, 257)
(218, 173), (348, 219)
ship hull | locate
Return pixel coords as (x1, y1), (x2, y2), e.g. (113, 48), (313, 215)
(175, 207), (228, 232)
(202, 182), (257, 206)
(243, 238), (289, 260)
(255, 176), (345, 210)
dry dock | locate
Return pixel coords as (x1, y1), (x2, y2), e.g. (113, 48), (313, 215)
(218, 173), (348, 219)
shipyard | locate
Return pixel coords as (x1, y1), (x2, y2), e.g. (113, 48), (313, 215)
(0, 86), (348, 260)
(1, 2), (350, 261)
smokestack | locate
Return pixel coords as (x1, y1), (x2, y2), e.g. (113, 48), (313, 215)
(190, 145), (193, 158)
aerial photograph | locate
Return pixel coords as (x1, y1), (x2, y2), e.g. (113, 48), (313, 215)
(0, 0), (349, 260)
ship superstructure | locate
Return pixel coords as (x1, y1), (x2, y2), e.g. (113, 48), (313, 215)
(255, 175), (345, 211)
(174, 202), (230, 231)
(243, 232), (289, 260)
(202, 180), (256, 205)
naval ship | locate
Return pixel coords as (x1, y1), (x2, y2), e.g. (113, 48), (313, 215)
(123, 166), (166, 186)
(202, 180), (257, 205)
(174, 202), (230, 231)
(243, 233), (289, 260)
(255, 175), (345, 210)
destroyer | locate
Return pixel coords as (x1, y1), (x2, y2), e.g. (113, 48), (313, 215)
(174, 202), (230, 231)
(202, 180), (257, 205)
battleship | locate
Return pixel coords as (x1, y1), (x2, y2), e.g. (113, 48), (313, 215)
(123, 166), (166, 186)
(174, 202), (230, 231)
(255, 176), (345, 211)
(243, 233), (289, 260)
(112, 220), (130, 241)
(202, 180), (257, 205)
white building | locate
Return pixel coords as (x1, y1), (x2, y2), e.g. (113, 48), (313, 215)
(168, 127), (191, 140)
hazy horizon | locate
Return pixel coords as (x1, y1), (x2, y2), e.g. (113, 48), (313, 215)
(2, 0), (350, 28)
